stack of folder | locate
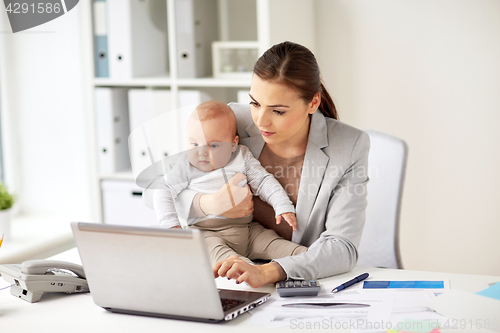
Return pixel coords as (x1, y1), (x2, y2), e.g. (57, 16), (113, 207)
(95, 88), (212, 176)
(94, 88), (130, 175)
(175, 0), (218, 78)
(92, 0), (167, 79)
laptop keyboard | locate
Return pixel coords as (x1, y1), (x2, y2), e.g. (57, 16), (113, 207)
(220, 298), (245, 312)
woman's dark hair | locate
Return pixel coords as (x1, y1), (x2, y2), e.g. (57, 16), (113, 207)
(253, 41), (338, 119)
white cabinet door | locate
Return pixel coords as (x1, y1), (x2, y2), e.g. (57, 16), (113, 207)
(101, 180), (158, 226)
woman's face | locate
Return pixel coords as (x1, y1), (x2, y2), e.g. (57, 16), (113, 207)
(249, 75), (320, 148)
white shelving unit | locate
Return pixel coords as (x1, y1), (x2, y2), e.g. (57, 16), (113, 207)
(82, 0), (316, 224)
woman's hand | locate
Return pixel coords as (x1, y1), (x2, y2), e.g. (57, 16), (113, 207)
(213, 256), (280, 288)
(199, 172), (254, 217)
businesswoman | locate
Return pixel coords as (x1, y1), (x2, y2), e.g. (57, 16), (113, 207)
(151, 41), (370, 288)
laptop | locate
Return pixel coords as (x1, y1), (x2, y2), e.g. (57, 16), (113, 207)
(71, 222), (270, 322)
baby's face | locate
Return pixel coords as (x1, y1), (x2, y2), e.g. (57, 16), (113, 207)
(186, 116), (237, 172)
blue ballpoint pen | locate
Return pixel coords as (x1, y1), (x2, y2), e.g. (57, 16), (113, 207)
(331, 273), (369, 293)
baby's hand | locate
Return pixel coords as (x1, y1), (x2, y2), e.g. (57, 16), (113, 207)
(276, 212), (297, 231)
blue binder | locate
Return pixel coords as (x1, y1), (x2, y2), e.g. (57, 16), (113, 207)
(363, 281), (445, 289)
(93, 0), (109, 78)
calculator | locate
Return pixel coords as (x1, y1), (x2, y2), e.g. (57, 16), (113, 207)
(276, 280), (321, 297)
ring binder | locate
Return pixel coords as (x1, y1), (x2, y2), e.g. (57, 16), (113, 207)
(93, 0), (109, 78)
(95, 88), (131, 174)
(107, 0), (167, 79)
(175, 0), (218, 78)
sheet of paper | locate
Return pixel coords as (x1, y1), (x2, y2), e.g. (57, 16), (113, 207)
(387, 320), (442, 333)
(246, 278), (453, 331)
(248, 290), (395, 329)
(429, 289), (500, 332)
(352, 291), (448, 333)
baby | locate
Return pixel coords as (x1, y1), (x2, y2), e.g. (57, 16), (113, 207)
(153, 101), (307, 264)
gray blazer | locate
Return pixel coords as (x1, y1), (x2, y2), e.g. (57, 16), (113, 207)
(145, 103), (370, 280)
(231, 103), (369, 280)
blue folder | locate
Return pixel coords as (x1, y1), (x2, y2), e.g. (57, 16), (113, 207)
(363, 281), (445, 289)
(93, 0), (109, 78)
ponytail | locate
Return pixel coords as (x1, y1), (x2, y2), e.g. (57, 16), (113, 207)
(319, 82), (338, 120)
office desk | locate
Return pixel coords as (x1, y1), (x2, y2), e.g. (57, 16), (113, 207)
(1, 248), (498, 333)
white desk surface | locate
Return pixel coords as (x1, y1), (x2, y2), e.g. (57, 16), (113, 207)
(1, 248), (499, 333)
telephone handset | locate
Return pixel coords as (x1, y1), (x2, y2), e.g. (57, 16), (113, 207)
(0, 260), (89, 303)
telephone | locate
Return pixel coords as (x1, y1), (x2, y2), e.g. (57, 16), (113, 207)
(0, 260), (89, 303)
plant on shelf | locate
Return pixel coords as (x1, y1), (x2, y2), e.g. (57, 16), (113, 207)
(0, 182), (15, 211)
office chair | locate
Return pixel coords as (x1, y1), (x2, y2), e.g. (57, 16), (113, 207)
(357, 130), (408, 269)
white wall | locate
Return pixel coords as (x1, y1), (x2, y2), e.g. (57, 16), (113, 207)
(0, 4), (93, 220)
(316, 0), (500, 275)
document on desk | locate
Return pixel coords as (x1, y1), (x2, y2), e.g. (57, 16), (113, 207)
(348, 290), (449, 333)
(249, 288), (450, 331)
(429, 289), (500, 332)
(248, 290), (395, 329)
